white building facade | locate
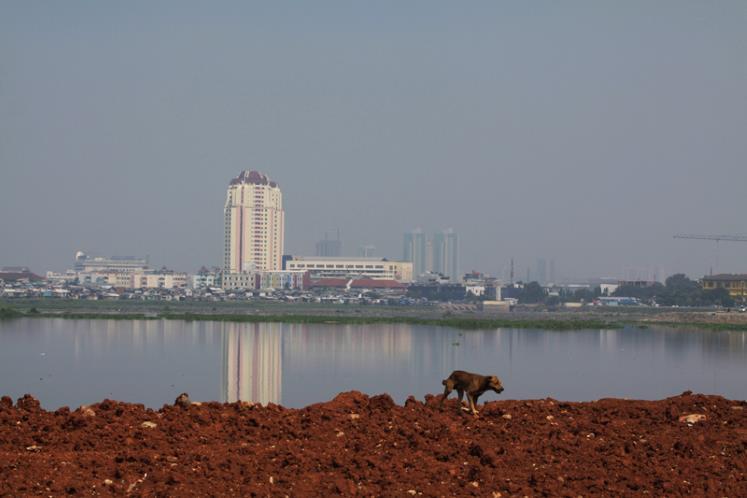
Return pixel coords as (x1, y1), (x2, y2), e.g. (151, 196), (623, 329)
(77, 271), (188, 289)
(221, 270), (306, 291)
(285, 257), (413, 282)
(74, 251), (149, 273)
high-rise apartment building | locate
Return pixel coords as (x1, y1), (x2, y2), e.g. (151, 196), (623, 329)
(549, 259), (556, 284)
(315, 231), (342, 257)
(357, 245), (376, 258)
(403, 229), (427, 277)
(404, 228), (459, 281)
(224, 170), (284, 272)
(536, 258), (547, 285)
(432, 229), (459, 282)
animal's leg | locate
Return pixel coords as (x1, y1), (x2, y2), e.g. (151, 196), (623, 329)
(458, 390), (470, 412)
(468, 394), (479, 415)
(440, 381), (453, 405)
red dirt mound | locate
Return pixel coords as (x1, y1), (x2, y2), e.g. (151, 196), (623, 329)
(1, 392), (745, 496)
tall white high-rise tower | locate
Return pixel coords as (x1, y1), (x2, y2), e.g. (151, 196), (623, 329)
(224, 170), (284, 272)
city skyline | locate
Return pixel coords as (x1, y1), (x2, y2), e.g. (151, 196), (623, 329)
(1, 2), (746, 279)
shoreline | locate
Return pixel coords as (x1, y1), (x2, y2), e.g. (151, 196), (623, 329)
(4, 301), (747, 331)
(1, 391), (745, 496)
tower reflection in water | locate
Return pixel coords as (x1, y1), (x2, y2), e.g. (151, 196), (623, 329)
(221, 323), (282, 405)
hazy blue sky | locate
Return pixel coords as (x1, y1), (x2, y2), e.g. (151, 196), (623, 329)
(1, 1), (745, 280)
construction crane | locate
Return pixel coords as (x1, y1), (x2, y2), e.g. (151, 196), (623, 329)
(673, 234), (747, 242)
(673, 234), (747, 275)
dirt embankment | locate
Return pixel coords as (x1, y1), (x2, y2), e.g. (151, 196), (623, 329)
(1, 392), (746, 496)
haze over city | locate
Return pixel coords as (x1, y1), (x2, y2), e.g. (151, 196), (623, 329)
(2, 1), (746, 279)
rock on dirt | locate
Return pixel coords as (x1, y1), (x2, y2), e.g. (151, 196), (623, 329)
(0, 392), (745, 496)
(77, 405), (96, 417)
(678, 413), (707, 424)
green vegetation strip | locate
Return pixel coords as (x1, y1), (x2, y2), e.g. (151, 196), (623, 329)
(0, 307), (24, 320)
(5, 305), (747, 331)
(162, 313), (621, 330)
(1, 306), (619, 330)
(644, 321), (747, 332)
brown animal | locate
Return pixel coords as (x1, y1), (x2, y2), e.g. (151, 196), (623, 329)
(440, 370), (504, 415)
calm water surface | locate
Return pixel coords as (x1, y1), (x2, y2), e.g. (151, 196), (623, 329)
(0, 318), (745, 409)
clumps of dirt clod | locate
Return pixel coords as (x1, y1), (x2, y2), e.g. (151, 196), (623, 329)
(1, 391), (746, 496)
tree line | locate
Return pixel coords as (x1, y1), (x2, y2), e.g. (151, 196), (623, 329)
(512, 274), (735, 307)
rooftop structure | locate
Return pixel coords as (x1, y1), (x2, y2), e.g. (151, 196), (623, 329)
(0, 267), (43, 282)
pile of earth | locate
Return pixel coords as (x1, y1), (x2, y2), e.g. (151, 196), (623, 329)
(1, 391), (745, 496)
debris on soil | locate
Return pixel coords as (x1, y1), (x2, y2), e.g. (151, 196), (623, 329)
(1, 392), (745, 496)
(678, 413), (707, 424)
(77, 405), (96, 418)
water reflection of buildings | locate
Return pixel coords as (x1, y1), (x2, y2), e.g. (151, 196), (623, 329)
(221, 323), (282, 405)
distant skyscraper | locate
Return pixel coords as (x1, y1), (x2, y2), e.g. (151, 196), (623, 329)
(425, 239), (434, 274)
(403, 229), (427, 277)
(536, 258), (547, 285)
(315, 231), (342, 257)
(224, 170), (284, 272)
(549, 259), (556, 284)
(357, 245), (376, 258)
(432, 233), (444, 275)
(432, 229), (459, 281)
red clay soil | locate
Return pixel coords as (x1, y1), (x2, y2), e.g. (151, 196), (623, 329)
(0, 392), (745, 497)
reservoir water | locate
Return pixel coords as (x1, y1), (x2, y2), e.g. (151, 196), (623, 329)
(0, 318), (745, 409)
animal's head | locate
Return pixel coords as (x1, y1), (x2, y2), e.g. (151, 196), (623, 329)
(175, 393), (191, 406)
(488, 376), (504, 394)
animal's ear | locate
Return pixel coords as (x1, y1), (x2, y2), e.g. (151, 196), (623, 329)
(491, 376), (499, 383)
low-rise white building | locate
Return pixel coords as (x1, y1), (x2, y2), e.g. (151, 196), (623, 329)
(74, 251), (149, 273)
(222, 271), (306, 291)
(77, 272), (133, 288)
(77, 270), (188, 289)
(600, 283), (619, 296)
(131, 272), (188, 289)
(285, 257), (413, 282)
(191, 273), (219, 289)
